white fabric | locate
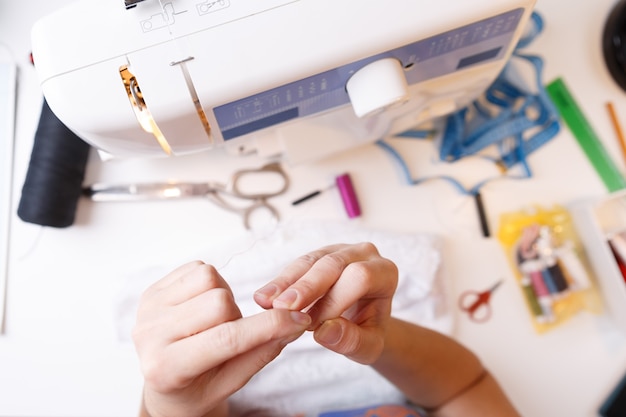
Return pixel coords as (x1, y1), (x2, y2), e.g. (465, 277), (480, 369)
(114, 220), (452, 416)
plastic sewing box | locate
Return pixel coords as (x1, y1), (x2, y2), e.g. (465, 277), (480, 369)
(570, 190), (626, 332)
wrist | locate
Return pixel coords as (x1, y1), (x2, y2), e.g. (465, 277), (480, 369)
(140, 393), (229, 417)
(139, 394), (152, 417)
(140, 390), (164, 417)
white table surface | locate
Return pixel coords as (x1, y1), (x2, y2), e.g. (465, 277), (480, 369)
(2, 0), (626, 416)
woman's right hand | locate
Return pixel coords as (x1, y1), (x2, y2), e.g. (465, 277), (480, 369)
(254, 242), (398, 365)
(132, 261), (311, 417)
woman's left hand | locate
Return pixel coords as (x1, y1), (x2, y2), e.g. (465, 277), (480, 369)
(253, 242), (398, 364)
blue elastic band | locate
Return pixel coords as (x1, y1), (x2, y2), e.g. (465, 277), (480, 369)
(377, 11), (560, 197)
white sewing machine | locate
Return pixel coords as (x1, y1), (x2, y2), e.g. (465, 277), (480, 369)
(31, 0), (536, 163)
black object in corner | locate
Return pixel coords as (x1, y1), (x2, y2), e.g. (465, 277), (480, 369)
(600, 371), (626, 417)
(603, 0), (626, 92)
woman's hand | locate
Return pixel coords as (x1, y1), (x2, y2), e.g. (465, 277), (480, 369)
(254, 242), (398, 364)
(133, 261), (312, 417)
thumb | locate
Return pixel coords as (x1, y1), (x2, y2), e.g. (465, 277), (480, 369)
(313, 318), (383, 365)
(208, 310), (311, 400)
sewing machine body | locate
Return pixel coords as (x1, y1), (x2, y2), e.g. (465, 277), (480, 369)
(31, 0), (536, 162)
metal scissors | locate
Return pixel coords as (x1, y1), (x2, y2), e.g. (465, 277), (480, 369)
(458, 280), (503, 323)
(83, 162), (289, 229)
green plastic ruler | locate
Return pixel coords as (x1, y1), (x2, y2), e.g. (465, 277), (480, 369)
(546, 77), (626, 192)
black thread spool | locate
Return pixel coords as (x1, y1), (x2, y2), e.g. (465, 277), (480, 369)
(603, 0), (626, 92)
(17, 99), (91, 228)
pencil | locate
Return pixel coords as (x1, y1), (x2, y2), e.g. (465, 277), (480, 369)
(606, 101), (626, 165)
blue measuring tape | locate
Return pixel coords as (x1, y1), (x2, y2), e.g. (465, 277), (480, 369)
(377, 12), (560, 198)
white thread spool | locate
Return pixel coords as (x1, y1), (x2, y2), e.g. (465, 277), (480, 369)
(346, 58), (409, 118)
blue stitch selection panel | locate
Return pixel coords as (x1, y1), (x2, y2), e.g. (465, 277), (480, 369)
(214, 8), (524, 140)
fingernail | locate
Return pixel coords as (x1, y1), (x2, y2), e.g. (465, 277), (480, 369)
(255, 284), (280, 301)
(316, 320), (342, 345)
(290, 311), (312, 326)
(273, 289), (298, 309)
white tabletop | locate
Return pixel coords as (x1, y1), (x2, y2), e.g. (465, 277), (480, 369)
(2, 1), (626, 416)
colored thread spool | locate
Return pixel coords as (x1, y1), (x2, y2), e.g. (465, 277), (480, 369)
(529, 270), (550, 297)
(546, 263), (569, 292)
(335, 173), (361, 218)
(520, 278), (543, 317)
(537, 297), (555, 323)
(540, 268), (559, 294)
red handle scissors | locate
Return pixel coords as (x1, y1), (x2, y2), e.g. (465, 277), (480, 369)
(459, 280), (503, 323)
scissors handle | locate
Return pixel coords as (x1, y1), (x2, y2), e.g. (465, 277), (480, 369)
(206, 192), (280, 230)
(242, 198), (280, 230)
(459, 291), (492, 323)
(229, 162), (289, 199)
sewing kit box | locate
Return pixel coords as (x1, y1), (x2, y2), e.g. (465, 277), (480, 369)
(570, 190), (626, 332)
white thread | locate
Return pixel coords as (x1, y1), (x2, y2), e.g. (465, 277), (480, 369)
(17, 226), (46, 261)
(216, 195), (319, 272)
(156, 0), (175, 36)
(0, 42), (17, 64)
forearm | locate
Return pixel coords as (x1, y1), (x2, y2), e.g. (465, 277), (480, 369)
(372, 318), (519, 417)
